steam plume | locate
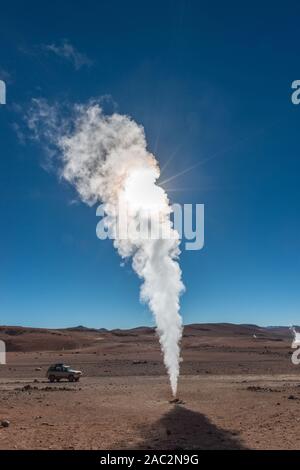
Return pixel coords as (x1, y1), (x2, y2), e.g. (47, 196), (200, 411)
(291, 326), (300, 348)
(27, 101), (184, 396)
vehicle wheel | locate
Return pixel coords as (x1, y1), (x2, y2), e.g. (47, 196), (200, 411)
(68, 375), (74, 382)
(49, 375), (55, 383)
(75, 377), (79, 382)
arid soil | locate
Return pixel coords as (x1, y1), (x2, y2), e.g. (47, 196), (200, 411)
(0, 323), (299, 449)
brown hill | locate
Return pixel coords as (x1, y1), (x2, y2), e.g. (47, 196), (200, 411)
(0, 326), (100, 352)
(0, 323), (292, 352)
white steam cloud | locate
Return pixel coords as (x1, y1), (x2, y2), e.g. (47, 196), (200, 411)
(26, 100), (185, 396)
(291, 326), (300, 348)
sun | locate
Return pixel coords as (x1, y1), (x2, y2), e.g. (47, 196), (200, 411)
(123, 167), (168, 215)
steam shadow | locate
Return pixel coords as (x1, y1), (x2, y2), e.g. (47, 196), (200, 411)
(128, 406), (246, 450)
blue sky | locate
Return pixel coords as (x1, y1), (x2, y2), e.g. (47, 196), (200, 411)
(0, 1), (300, 328)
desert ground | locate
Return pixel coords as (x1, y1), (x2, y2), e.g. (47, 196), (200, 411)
(0, 323), (299, 450)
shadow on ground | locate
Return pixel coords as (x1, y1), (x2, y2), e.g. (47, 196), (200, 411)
(126, 406), (246, 450)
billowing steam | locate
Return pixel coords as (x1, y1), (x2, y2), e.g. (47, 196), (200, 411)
(26, 101), (185, 396)
(291, 326), (300, 348)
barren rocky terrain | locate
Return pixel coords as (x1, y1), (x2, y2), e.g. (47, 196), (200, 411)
(0, 323), (299, 449)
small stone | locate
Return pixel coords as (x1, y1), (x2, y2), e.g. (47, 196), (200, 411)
(169, 398), (185, 405)
(1, 420), (10, 428)
(23, 384), (32, 391)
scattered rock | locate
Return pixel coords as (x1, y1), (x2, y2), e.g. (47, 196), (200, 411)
(288, 395), (296, 400)
(35, 367), (42, 371)
(23, 384), (34, 391)
(169, 398), (185, 405)
(1, 420), (10, 428)
(16, 384), (39, 392)
(246, 386), (279, 393)
(40, 386), (75, 392)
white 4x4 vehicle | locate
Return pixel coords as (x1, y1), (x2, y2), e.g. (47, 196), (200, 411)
(46, 364), (82, 382)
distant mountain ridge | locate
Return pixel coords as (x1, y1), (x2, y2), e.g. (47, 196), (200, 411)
(0, 322), (294, 352)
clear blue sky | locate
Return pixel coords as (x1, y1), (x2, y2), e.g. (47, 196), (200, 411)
(0, 1), (299, 328)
